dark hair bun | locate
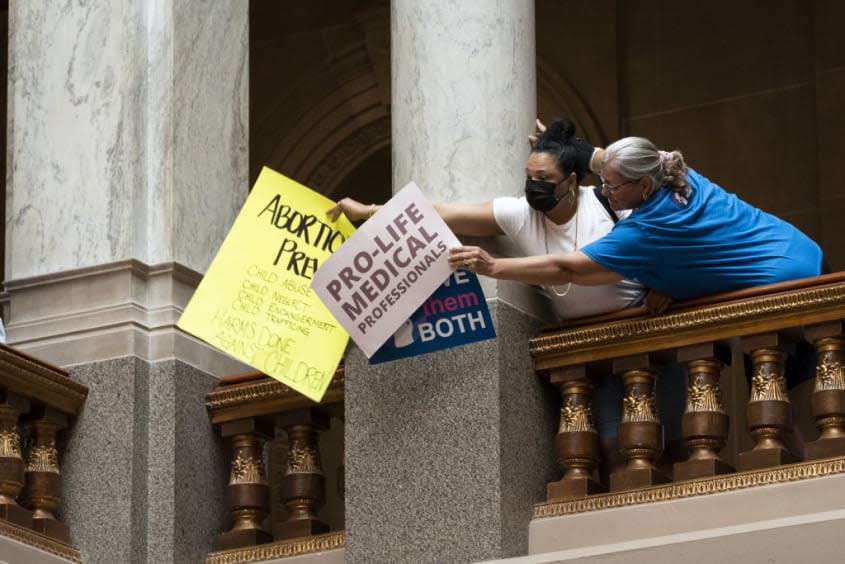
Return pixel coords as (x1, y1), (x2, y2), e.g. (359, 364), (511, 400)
(544, 118), (576, 143)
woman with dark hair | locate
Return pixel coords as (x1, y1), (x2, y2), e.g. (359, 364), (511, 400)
(449, 136), (824, 295)
(327, 118), (650, 319)
(328, 123), (685, 469)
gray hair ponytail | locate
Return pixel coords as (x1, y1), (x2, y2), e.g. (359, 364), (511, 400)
(601, 137), (688, 196)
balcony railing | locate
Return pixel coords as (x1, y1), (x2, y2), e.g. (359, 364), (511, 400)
(530, 272), (845, 519)
(205, 368), (345, 563)
(0, 343), (88, 563)
(202, 274), (845, 561)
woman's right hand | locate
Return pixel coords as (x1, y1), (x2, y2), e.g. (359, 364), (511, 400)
(528, 118), (547, 146)
(326, 197), (374, 222)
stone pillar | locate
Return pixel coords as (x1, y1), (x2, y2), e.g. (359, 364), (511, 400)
(6, 2), (248, 562)
(345, 2), (551, 563)
(391, 1), (536, 201)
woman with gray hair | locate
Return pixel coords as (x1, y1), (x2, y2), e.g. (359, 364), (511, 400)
(451, 135), (824, 458)
(450, 136), (824, 298)
(328, 118), (653, 319)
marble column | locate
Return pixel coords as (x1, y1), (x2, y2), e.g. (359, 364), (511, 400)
(391, 0), (536, 201)
(345, 2), (554, 563)
(5, 2), (248, 563)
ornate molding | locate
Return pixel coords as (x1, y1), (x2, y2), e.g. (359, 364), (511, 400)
(206, 371), (344, 425)
(687, 381), (725, 413)
(2, 258), (201, 291)
(750, 365), (788, 402)
(0, 347), (87, 416)
(207, 380), (298, 409)
(1, 259), (230, 370)
(534, 455), (845, 519)
(25, 444), (59, 474)
(530, 283), (845, 369)
(816, 356), (845, 391)
(0, 429), (21, 457)
(229, 453), (267, 485)
(0, 519), (81, 563)
(559, 399), (596, 433)
(622, 390), (658, 423)
(206, 531), (345, 564)
(287, 444), (321, 474)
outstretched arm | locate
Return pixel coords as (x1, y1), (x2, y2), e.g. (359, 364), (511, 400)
(432, 201), (503, 236)
(326, 197), (504, 237)
(325, 198), (377, 222)
(448, 246), (622, 286)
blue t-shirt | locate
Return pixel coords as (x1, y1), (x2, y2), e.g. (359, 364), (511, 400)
(581, 167), (822, 300)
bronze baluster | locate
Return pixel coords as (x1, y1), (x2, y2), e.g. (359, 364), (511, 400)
(216, 418), (273, 550)
(22, 406), (69, 541)
(0, 390), (32, 527)
(738, 334), (797, 470)
(546, 366), (603, 500)
(805, 322), (845, 460)
(274, 409), (329, 540)
(610, 355), (670, 491)
(674, 343), (734, 481)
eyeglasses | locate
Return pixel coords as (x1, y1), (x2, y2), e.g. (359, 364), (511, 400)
(600, 177), (639, 193)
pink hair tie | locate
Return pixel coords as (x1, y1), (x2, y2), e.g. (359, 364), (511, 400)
(659, 150), (672, 162)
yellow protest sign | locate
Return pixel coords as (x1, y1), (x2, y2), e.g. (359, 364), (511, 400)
(177, 167), (355, 401)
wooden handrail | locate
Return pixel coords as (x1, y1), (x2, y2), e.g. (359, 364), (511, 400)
(205, 366), (344, 425)
(530, 273), (845, 370)
(0, 344), (87, 417)
(216, 370), (268, 387)
(542, 272), (845, 332)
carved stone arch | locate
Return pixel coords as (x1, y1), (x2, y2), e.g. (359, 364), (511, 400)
(303, 115), (391, 199)
(537, 57), (608, 146)
(263, 4), (391, 198)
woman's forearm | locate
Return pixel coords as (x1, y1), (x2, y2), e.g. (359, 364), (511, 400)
(449, 246), (623, 286)
(449, 247), (575, 285)
(327, 198), (502, 237)
(489, 255), (574, 285)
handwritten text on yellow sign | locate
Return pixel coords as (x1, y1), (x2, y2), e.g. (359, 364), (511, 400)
(177, 167), (355, 401)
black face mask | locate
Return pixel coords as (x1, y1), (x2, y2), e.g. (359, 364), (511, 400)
(525, 178), (561, 212)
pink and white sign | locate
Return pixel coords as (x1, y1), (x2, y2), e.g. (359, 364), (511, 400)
(311, 182), (461, 357)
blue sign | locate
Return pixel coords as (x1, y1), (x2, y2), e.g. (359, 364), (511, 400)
(368, 269), (496, 364)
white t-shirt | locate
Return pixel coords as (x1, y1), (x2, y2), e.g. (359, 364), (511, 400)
(492, 186), (645, 320)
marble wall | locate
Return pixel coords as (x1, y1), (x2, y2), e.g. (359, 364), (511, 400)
(169, 2), (249, 271)
(62, 357), (225, 564)
(345, 301), (558, 564)
(7, 2), (144, 278)
(6, 1), (248, 280)
(3, 3), (248, 563)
